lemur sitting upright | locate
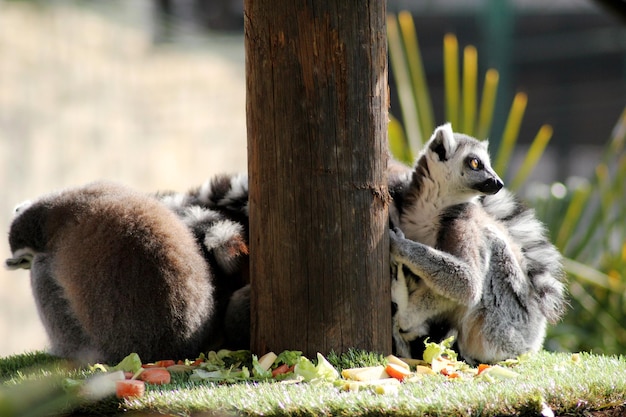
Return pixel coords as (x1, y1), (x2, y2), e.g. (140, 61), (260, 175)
(389, 123), (567, 364)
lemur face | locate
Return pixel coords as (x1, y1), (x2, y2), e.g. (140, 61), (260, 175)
(426, 123), (503, 197)
(461, 150), (503, 195)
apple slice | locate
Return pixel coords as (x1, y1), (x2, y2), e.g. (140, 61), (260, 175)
(341, 365), (389, 381)
(257, 352), (278, 372)
(385, 354), (411, 371)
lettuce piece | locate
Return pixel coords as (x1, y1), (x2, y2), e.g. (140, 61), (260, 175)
(294, 353), (339, 383)
(190, 366), (251, 382)
(423, 336), (457, 364)
(206, 351), (226, 367)
(89, 353), (143, 374)
(251, 355), (272, 379)
(276, 350), (303, 367)
(293, 356), (316, 381)
(111, 353), (143, 373)
(219, 349), (251, 367)
(200, 349), (252, 369)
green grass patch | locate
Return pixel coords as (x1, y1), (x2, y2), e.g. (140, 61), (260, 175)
(0, 351), (61, 379)
(2, 350), (626, 416)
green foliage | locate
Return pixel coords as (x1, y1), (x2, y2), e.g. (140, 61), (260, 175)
(530, 110), (626, 354)
(387, 11), (626, 354)
(387, 12), (552, 188)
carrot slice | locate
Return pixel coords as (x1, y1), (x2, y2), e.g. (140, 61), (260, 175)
(385, 363), (412, 381)
(139, 368), (171, 385)
(116, 379), (145, 399)
(440, 368), (460, 379)
(272, 363), (291, 377)
(477, 364), (491, 375)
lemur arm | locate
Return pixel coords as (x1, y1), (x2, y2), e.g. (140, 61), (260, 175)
(389, 228), (483, 306)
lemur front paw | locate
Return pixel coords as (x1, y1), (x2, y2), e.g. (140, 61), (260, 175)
(389, 227), (408, 261)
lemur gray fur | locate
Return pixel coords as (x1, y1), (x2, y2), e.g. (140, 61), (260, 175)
(5, 146), (563, 364)
(5, 180), (250, 363)
(155, 173), (251, 349)
(389, 123), (567, 364)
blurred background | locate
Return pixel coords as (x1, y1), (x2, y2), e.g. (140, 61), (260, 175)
(0, 0), (247, 357)
(0, 0), (624, 357)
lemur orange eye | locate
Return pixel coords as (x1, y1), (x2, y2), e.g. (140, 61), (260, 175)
(469, 158), (480, 170)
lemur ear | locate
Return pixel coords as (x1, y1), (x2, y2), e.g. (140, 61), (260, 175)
(13, 200), (32, 216)
(428, 123), (457, 161)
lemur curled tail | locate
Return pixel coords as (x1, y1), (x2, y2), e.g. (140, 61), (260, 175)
(156, 173), (251, 349)
(389, 123), (567, 364)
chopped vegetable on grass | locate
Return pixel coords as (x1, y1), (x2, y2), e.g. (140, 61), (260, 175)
(81, 338), (526, 402)
(115, 379), (145, 399)
(138, 368), (171, 385)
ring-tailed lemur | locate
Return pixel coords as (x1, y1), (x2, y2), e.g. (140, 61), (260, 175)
(5, 146), (563, 363)
(5, 180), (251, 363)
(156, 173), (251, 349)
(389, 123), (567, 364)
(5, 182), (218, 363)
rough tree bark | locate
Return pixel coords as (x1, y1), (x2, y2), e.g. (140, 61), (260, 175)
(245, 1), (390, 357)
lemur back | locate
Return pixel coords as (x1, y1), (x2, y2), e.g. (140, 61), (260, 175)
(6, 182), (217, 363)
(390, 123), (566, 364)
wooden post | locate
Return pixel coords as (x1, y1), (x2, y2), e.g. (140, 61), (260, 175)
(245, 1), (390, 357)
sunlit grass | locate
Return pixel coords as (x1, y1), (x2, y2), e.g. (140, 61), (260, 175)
(2, 350), (626, 416)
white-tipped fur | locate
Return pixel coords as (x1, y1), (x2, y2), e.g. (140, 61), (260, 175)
(220, 173), (249, 216)
(13, 200), (33, 215)
(193, 173), (249, 216)
(181, 205), (222, 226)
(390, 124), (566, 364)
(157, 186), (250, 281)
(204, 220), (248, 274)
(154, 175), (252, 349)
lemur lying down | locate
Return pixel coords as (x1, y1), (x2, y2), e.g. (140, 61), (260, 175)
(388, 123), (567, 364)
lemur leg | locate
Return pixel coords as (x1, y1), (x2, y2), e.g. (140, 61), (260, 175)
(30, 254), (98, 362)
(457, 237), (545, 364)
(389, 229), (482, 306)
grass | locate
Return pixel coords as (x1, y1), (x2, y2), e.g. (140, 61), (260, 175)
(2, 350), (626, 416)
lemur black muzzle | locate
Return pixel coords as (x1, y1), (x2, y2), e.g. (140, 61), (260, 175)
(477, 177), (504, 195)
